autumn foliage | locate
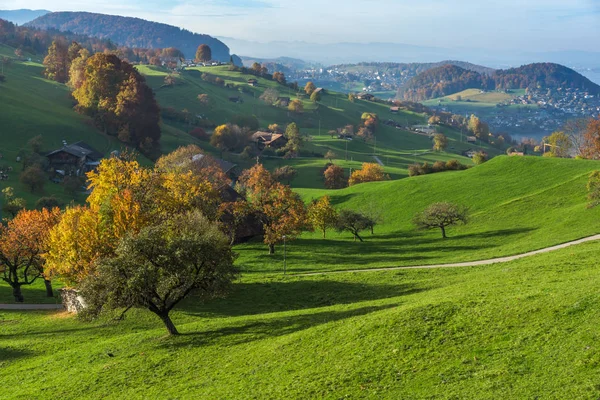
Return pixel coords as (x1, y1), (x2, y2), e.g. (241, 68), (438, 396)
(238, 164), (307, 254)
(348, 163), (388, 186)
(0, 208), (61, 301)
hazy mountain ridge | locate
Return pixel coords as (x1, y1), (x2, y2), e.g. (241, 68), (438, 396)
(26, 11), (231, 61)
(0, 9), (50, 25)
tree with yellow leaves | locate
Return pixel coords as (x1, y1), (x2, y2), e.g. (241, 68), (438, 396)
(348, 163), (387, 186)
(307, 196), (338, 239)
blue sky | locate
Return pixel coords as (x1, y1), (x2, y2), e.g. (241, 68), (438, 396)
(2, 0), (599, 51)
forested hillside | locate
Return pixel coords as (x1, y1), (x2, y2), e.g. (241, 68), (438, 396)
(399, 62), (600, 101)
(27, 12), (231, 61)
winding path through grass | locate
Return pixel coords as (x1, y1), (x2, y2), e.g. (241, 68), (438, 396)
(297, 233), (600, 276)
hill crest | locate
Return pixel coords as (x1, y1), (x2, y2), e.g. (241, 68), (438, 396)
(399, 62), (600, 101)
(26, 11), (231, 61)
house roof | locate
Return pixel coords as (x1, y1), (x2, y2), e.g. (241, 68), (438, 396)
(191, 153), (236, 174)
(251, 131), (286, 146)
(47, 141), (103, 160)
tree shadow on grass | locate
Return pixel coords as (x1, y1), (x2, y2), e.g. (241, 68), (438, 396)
(0, 347), (32, 362)
(371, 227), (538, 243)
(167, 304), (399, 349)
(182, 280), (429, 317)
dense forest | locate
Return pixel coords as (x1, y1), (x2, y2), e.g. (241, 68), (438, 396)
(0, 18), (117, 56)
(26, 12), (231, 61)
(399, 63), (600, 101)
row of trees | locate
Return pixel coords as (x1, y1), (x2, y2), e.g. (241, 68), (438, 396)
(321, 162), (387, 189)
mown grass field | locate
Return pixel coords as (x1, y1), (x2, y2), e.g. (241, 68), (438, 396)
(3, 237), (600, 399)
(237, 156), (600, 273)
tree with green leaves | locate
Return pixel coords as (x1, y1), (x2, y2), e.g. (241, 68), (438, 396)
(20, 166), (46, 193)
(1, 187), (26, 218)
(587, 170), (600, 208)
(472, 151), (488, 165)
(413, 202), (469, 239)
(79, 211), (237, 335)
(335, 210), (373, 242)
(543, 131), (572, 158)
(282, 123), (303, 158)
(195, 44), (212, 62)
(310, 90), (321, 102)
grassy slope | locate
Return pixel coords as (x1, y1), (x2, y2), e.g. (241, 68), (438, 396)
(3, 240), (600, 399)
(236, 156), (600, 273)
(0, 60), (126, 205)
(138, 65), (502, 188)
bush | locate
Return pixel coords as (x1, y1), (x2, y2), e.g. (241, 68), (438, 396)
(36, 196), (63, 210)
(408, 164), (424, 177)
(432, 161), (446, 172)
(473, 152), (488, 165)
(63, 176), (84, 195)
(189, 127), (209, 141)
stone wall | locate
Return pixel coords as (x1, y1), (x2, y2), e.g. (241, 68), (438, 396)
(59, 288), (87, 314)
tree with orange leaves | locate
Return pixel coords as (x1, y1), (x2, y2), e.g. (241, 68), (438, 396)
(238, 164), (307, 254)
(348, 163), (387, 186)
(0, 208), (61, 302)
(582, 116), (600, 159)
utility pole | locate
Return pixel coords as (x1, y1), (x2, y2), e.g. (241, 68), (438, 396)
(282, 235), (287, 275)
(319, 119), (321, 136)
(345, 140), (348, 161)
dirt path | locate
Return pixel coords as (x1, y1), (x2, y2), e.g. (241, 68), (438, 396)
(0, 304), (64, 310)
(297, 234), (600, 276)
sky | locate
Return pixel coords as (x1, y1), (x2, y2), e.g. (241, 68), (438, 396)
(1, 0), (600, 52)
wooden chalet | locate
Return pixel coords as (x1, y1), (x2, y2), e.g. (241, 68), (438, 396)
(247, 78), (258, 87)
(357, 92), (375, 101)
(251, 131), (288, 150)
(46, 141), (103, 177)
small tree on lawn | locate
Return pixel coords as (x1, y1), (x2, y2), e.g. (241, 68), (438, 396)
(238, 164), (306, 254)
(1, 187), (26, 218)
(433, 133), (448, 152)
(79, 211), (237, 335)
(413, 202), (469, 239)
(324, 165), (346, 189)
(335, 210), (373, 242)
(324, 150), (337, 163)
(0, 208), (61, 301)
(307, 196), (338, 239)
(273, 165), (297, 185)
(20, 166), (46, 193)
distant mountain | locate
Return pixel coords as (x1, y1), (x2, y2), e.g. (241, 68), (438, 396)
(0, 9), (50, 25)
(399, 62), (600, 101)
(240, 56), (320, 74)
(330, 61), (495, 76)
(27, 12), (231, 61)
(399, 65), (489, 101)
